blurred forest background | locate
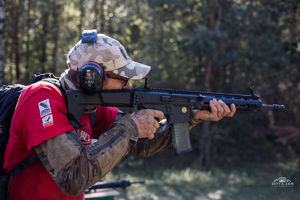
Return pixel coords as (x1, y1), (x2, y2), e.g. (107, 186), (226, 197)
(0, 0), (299, 199)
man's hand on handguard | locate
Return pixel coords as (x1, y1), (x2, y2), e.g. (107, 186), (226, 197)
(131, 110), (164, 139)
(193, 99), (236, 121)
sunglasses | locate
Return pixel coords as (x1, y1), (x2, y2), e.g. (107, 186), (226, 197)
(106, 73), (129, 86)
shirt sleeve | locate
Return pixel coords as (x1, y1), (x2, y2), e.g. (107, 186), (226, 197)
(91, 105), (118, 138)
(12, 82), (74, 151)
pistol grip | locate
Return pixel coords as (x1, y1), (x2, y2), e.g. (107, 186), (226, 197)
(171, 122), (192, 154)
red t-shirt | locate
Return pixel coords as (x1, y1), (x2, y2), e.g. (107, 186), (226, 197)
(4, 82), (118, 199)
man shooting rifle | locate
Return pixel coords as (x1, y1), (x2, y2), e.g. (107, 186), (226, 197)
(3, 30), (236, 199)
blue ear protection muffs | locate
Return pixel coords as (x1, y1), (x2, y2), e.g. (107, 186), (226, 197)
(77, 30), (106, 95)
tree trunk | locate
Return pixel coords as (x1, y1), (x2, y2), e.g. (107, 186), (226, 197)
(289, 2), (298, 39)
(100, 0), (104, 33)
(25, 0), (31, 83)
(41, 7), (49, 73)
(79, 0), (85, 36)
(0, 0), (5, 86)
(145, 0), (154, 66)
(199, 0), (220, 170)
(51, 0), (59, 74)
(93, 0), (99, 30)
(9, 51), (12, 83)
(199, 59), (213, 169)
(107, 3), (112, 35)
(13, 0), (21, 80)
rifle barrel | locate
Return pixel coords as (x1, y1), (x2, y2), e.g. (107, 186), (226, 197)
(262, 104), (285, 110)
(85, 180), (145, 194)
(130, 180), (145, 184)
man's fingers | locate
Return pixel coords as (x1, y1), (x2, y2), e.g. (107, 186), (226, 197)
(219, 100), (230, 114)
(193, 100), (236, 121)
(213, 99), (224, 118)
(226, 104), (236, 117)
(154, 120), (160, 129)
(209, 100), (218, 114)
(208, 99), (236, 121)
(148, 132), (155, 139)
(151, 110), (165, 122)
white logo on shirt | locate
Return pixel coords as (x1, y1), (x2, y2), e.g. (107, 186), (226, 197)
(42, 114), (54, 127)
(77, 129), (91, 145)
(38, 99), (52, 118)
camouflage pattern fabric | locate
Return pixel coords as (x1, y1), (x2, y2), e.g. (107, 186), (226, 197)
(67, 34), (151, 80)
(129, 122), (173, 156)
(188, 112), (202, 131)
(34, 114), (140, 195)
(34, 112), (200, 196)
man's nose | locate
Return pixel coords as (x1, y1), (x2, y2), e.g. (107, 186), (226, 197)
(122, 81), (131, 89)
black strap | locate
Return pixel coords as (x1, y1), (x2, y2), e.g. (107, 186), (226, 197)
(90, 112), (97, 128)
(66, 131), (84, 150)
(40, 78), (65, 94)
(7, 154), (39, 199)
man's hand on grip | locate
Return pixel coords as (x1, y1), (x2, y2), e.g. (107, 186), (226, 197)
(131, 110), (164, 139)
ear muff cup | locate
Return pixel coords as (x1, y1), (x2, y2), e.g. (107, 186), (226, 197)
(78, 62), (106, 95)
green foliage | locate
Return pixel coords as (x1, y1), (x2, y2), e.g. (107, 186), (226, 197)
(106, 151), (300, 200)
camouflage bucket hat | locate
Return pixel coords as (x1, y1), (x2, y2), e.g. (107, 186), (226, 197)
(67, 33), (151, 79)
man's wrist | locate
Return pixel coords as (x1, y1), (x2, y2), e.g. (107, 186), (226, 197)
(118, 114), (139, 142)
(188, 112), (202, 130)
(129, 118), (139, 142)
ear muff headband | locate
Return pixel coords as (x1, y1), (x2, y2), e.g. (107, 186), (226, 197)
(78, 62), (106, 95)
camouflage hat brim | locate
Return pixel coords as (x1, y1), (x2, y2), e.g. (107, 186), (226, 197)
(112, 61), (151, 80)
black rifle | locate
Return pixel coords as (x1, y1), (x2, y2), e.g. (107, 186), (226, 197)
(67, 78), (285, 154)
(84, 180), (145, 193)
